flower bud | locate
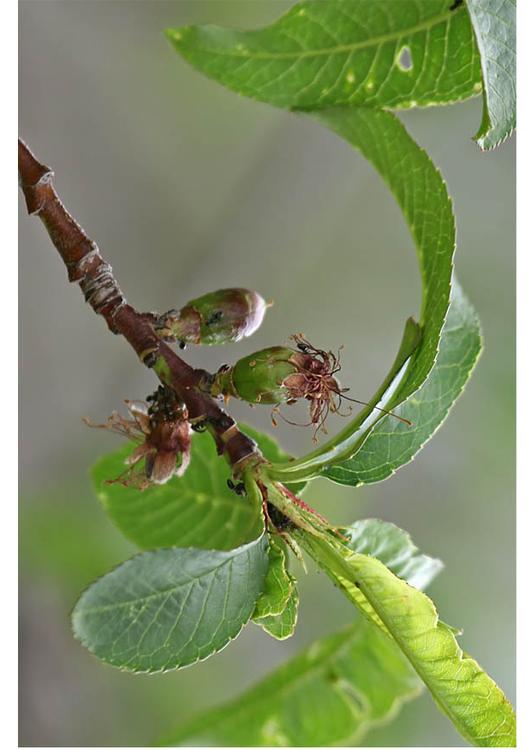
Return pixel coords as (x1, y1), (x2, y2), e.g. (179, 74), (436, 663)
(156, 288), (269, 346)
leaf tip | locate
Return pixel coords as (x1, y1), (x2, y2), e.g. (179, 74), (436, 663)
(164, 26), (190, 48)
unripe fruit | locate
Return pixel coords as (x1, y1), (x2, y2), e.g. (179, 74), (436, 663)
(156, 288), (269, 346)
(210, 333), (413, 443)
(211, 335), (411, 440)
(212, 346), (300, 404)
(211, 337), (345, 438)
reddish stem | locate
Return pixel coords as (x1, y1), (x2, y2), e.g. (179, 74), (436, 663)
(276, 483), (330, 526)
(18, 138), (261, 471)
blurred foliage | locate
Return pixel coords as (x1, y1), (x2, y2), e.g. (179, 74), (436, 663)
(20, 486), (135, 595)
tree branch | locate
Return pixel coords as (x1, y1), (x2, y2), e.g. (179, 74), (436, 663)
(18, 137), (261, 473)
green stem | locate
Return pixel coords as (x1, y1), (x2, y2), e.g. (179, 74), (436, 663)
(265, 482), (330, 539)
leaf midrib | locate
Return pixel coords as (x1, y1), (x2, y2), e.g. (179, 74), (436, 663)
(307, 540), (458, 724)
(174, 6), (462, 61)
(77, 552), (240, 614)
(104, 487), (254, 518)
(349, 554), (510, 745)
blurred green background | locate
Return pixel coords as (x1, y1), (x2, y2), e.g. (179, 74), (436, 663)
(19, 1), (515, 746)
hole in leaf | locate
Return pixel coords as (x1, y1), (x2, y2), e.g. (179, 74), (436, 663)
(397, 46), (413, 72)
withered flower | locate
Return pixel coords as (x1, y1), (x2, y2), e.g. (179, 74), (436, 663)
(84, 385), (191, 488)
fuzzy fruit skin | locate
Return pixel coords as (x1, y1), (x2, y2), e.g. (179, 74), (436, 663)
(213, 346), (301, 404)
(159, 288), (267, 345)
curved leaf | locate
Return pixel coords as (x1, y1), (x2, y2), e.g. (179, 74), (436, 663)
(300, 517), (443, 636)
(72, 535), (268, 673)
(307, 107), (455, 430)
(162, 4), (516, 745)
(325, 280), (482, 485)
(268, 107), (455, 482)
(343, 518), (444, 590)
(253, 579), (299, 641)
(300, 532), (516, 747)
(466, 0), (516, 149)
(160, 618), (421, 747)
(167, 0), (481, 110)
(92, 424), (300, 551)
(253, 535), (292, 619)
(252, 535), (299, 641)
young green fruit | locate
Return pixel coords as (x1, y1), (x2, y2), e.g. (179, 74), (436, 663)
(211, 337), (345, 437)
(156, 288), (269, 346)
(212, 347), (303, 404)
(211, 336), (412, 439)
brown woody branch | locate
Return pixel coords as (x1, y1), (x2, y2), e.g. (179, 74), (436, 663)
(18, 137), (261, 472)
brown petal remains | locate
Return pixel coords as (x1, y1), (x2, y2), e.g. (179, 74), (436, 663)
(150, 450), (178, 485)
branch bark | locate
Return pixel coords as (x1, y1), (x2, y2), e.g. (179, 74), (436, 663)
(18, 137), (261, 472)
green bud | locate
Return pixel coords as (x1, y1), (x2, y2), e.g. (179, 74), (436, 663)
(156, 288), (269, 346)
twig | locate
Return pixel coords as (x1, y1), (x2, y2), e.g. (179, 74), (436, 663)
(18, 138), (261, 472)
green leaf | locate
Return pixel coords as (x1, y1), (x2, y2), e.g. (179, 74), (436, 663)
(325, 280), (482, 485)
(160, 517), (443, 743)
(252, 536), (299, 641)
(466, 0), (516, 149)
(93, 441), (261, 551)
(253, 578), (299, 641)
(267, 108), (456, 482)
(343, 518), (444, 590)
(160, 618), (421, 747)
(253, 536), (292, 618)
(92, 424), (300, 551)
(307, 108), (455, 430)
(19, 490), (135, 592)
(72, 535), (269, 673)
(167, 0), (481, 111)
(300, 517), (443, 636)
(300, 532), (516, 747)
